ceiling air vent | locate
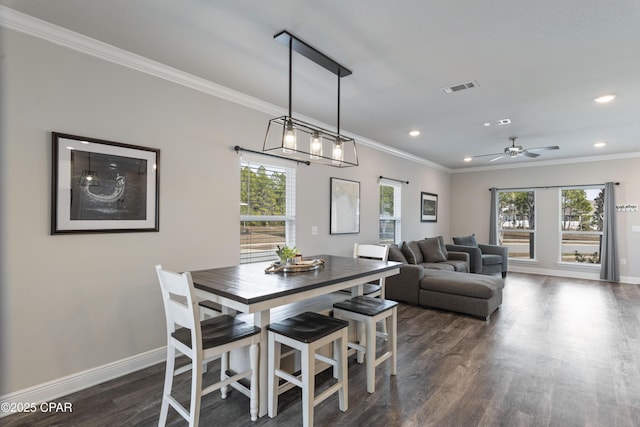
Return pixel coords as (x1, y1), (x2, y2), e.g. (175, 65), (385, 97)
(441, 80), (478, 94)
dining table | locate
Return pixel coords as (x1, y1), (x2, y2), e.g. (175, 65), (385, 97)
(190, 254), (401, 417)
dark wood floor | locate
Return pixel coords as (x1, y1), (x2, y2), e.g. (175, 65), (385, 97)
(4, 273), (640, 426)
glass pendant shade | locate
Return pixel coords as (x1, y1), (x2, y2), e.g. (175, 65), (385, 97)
(310, 132), (323, 159)
(282, 121), (297, 152)
(332, 139), (344, 165)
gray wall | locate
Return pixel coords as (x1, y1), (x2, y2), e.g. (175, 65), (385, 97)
(450, 159), (640, 279)
(1, 28), (450, 394)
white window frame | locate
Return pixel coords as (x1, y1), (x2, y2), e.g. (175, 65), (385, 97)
(379, 179), (401, 245)
(240, 160), (296, 264)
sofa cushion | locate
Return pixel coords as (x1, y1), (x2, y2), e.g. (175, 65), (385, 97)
(441, 260), (468, 272)
(437, 236), (449, 258)
(453, 234), (478, 247)
(388, 244), (408, 263)
(420, 270), (503, 299)
(419, 262), (454, 271)
(417, 237), (447, 263)
(402, 241), (424, 264)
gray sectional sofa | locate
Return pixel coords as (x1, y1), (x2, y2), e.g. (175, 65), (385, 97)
(385, 237), (505, 320)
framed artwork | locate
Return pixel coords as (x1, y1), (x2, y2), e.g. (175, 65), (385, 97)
(330, 177), (360, 234)
(51, 132), (160, 234)
(421, 192), (438, 222)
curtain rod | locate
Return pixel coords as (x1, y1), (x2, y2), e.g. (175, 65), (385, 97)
(234, 146), (310, 166)
(379, 176), (409, 184)
(489, 182), (619, 191)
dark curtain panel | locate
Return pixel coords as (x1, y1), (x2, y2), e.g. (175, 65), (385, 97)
(600, 182), (619, 282)
(489, 188), (498, 245)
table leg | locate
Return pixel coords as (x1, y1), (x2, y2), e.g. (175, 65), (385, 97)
(254, 309), (270, 417)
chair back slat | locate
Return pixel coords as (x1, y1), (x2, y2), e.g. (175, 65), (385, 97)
(156, 265), (200, 345)
(353, 243), (389, 262)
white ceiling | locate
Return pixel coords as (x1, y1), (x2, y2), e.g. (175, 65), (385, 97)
(3, 0), (640, 170)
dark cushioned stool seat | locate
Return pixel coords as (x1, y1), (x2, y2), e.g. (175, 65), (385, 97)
(333, 295), (398, 316)
(172, 315), (260, 349)
(267, 311), (348, 344)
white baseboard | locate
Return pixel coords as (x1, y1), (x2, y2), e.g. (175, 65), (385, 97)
(509, 265), (640, 284)
(0, 347), (166, 418)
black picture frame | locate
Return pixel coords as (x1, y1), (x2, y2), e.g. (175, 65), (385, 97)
(51, 132), (160, 234)
(330, 177), (360, 234)
(421, 192), (438, 222)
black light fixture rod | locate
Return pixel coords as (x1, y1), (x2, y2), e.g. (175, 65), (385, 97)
(288, 36), (293, 118)
(274, 30), (352, 77)
(234, 145), (310, 166)
(379, 176), (409, 184)
(337, 74), (341, 134)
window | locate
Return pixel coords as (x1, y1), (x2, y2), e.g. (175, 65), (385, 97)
(560, 187), (604, 264)
(240, 161), (295, 264)
(379, 181), (401, 244)
(498, 190), (536, 259)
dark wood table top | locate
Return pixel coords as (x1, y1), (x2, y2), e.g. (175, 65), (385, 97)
(191, 254), (400, 306)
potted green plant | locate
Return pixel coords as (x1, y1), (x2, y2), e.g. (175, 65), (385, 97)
(276, 245), (299, 265)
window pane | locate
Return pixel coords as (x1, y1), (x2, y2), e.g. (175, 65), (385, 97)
(561, 188), (604, 231)
(241, 164), (287, 216)
(499, 191), (535, 230)
(501, 230), (534, 259)
(379, 220), (396, 244)
(240, 221), (285, 263)
(380, 185), (395, 216)
(561, 233), (601, 263)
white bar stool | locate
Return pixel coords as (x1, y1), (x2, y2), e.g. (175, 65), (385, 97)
(333, 296), (398, 394)
(267, 311), (349, 427)
(156, 265), (261, 426)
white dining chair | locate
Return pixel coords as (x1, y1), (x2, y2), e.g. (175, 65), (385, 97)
(353, 243), (390, 299)
(156, 265), (261, 426)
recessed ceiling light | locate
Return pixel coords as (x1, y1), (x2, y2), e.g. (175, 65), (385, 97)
(594, 94), (616, 103)
(409, 130), (420, 137)
(464, 157), (473, 162)
(594, 141), (607, 148)
(483, 122), (491, 127)
(497, 119), (511, 125)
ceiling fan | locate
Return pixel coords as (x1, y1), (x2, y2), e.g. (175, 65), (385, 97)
(474, 137), (559, 162)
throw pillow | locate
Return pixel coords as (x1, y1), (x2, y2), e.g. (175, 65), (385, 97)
(436, 235), (448, 258)
(401, 241), (423, 264)
(417, 237), (447, 263)
(388, 244), (408, 263)
(453, 234), (478, 247)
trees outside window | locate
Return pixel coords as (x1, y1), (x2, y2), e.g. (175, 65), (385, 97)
(560, 187), (604, 264)
(498, 190), (535, 259)
(379, 182), (401, 244)
(240, 161), (295, 264)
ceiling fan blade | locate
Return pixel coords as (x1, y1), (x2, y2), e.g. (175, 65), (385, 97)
(523, 151), (540, 158)
(490, 155), (506, 162)
(473, 152), (504, 158)
(525, 145), (560, 152)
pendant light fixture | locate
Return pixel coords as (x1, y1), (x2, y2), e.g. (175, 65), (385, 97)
(263, 31), (358, 167)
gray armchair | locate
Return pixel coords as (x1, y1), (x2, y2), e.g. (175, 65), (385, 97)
(446, 234), (508, 278)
